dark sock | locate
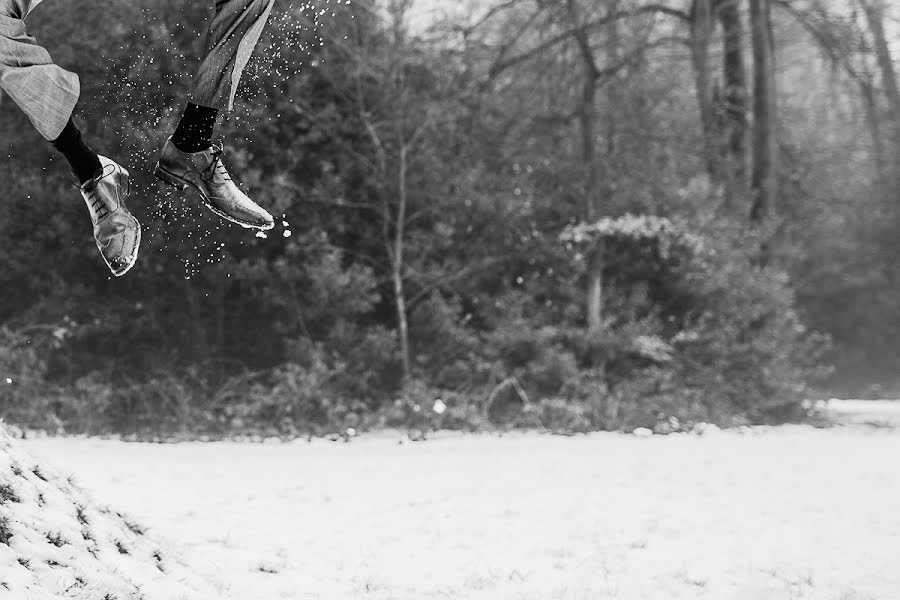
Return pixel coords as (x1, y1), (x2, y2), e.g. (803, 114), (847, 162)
(171, 102), (219, 153)
(51, 119), (103, 184)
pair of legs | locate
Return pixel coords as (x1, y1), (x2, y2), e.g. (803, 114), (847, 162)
(0, 0), (276, 276)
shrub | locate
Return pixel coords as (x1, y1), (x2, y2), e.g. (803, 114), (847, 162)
(221, 360), (338, 435)
(519, 398), (592, 434)
(672, 257), (831, 422)
(0, 326), (64, 431)
(382, 381), (487, 435)
(408, 294), (480, 376)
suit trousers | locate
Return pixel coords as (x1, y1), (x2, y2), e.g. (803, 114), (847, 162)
(0, 0), (275, 140)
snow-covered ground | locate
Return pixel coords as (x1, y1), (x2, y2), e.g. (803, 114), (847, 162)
(815, 399), (900, 427)
(19, 412), (900, 600)
(0, 427), (216, 600)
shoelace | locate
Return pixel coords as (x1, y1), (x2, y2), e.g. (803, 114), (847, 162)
(66, 163), (127, 222)
(200, 143), (233, 183)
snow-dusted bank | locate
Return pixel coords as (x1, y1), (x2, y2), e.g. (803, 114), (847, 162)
(13, 412), (900, 600)
(815, 398), (900, 426)
(0, 425), (215, 599)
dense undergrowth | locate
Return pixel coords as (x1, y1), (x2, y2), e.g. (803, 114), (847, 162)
(1, 217), (829, 439)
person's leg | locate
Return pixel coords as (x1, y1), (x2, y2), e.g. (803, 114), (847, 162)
(0, 0), (101, 182)
(193, 0), (276, 113)
(49, 117), (103, 183)
(172, 0), (276, 152)
(0, 0), (140, 276)
(156, 0), (275, 230)
(0, 0), (79, 141)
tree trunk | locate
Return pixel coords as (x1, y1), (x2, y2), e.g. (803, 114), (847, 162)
(860, 78), (887, 182)
(568, 0), (604, 330)
(580, 65), (599, 223)
(691, 0), (719, 181)
(749, 0), (778, 223)
(605, 0), (621, 158)
(587, 242), (605, 333)
(718, 0), (749, 200)
(394, 146), (411, 383)
(582, 69), (604, 329)
(861, 0), (900, 165)
(861, 0), (900, 121)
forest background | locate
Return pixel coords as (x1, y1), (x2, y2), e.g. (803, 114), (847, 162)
(1, 0), (896, 438)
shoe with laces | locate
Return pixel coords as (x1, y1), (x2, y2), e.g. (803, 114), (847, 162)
(153, 139), (274, 230)
(80, 156), (141, 277)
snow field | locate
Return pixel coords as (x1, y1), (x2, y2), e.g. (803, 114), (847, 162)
(0, 426), (216, 600)
(21, 424), (900, 600)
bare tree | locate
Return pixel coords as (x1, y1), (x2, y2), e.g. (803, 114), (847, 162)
(567, 0), (604, 332)
(749, 0), (778, 223)
(351, 0), (436, 384)
(691, 0), (720, 181)
(859, 0), (900, 168)
(691, 0), (749, 205)
(719, 0), (749, 199)
(860, 0), (900, 124)
(776, 0), (887, 181)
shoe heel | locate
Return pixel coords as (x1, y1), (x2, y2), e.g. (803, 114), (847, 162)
(154, 164), (187, 191)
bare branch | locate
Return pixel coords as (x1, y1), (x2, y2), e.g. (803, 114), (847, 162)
(488, 4), (687, 78)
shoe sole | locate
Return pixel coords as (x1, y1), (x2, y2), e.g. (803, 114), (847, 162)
(110, 218), (141, 278)
(154, 163), (274, 231)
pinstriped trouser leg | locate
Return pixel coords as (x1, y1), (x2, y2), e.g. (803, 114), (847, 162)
(192, 0), (276, 111)
(0, 0), (79, 140)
